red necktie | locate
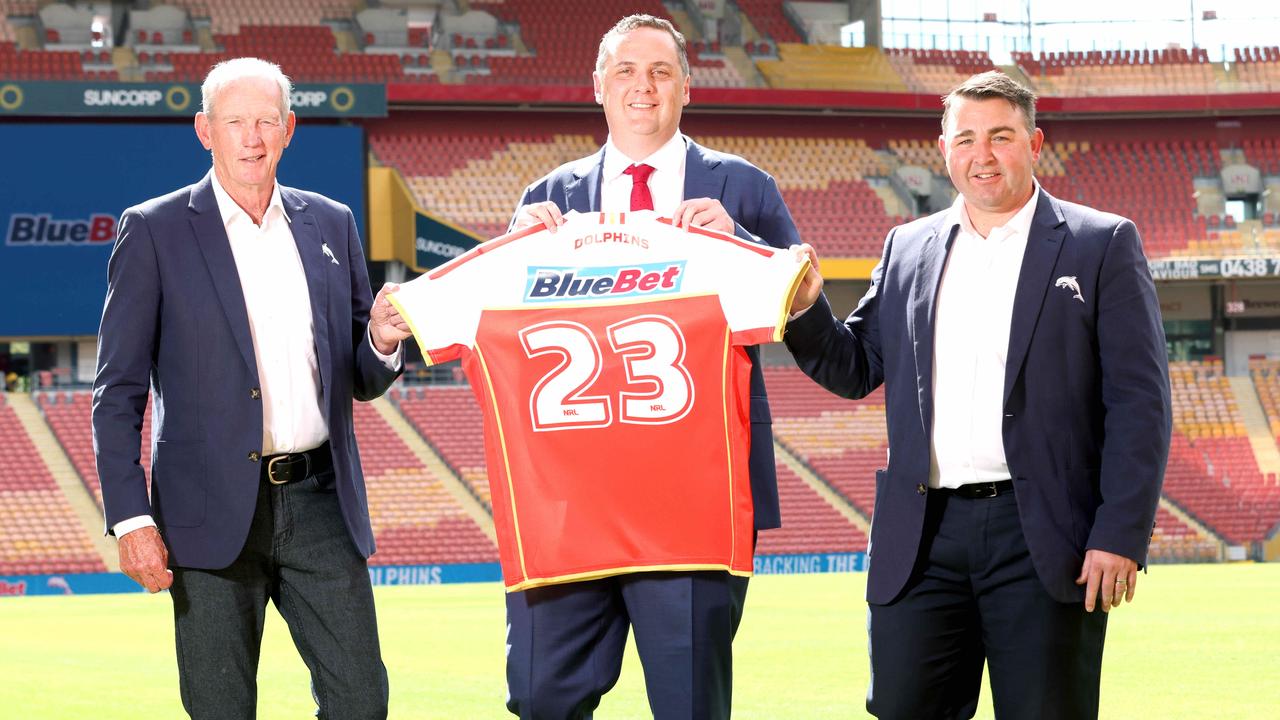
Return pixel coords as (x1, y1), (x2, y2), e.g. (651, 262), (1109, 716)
(623, 163), (655, 211)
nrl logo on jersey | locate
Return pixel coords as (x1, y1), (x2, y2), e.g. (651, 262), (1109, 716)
(525, 261), (686, 303)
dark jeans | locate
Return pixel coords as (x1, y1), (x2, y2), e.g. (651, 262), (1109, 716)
(867, 489), (1107, 720)
(169, 471), (387, 720)
(505, 571), (750, 720)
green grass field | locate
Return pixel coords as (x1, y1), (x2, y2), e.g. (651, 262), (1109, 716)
(2, 564), (1277, 718)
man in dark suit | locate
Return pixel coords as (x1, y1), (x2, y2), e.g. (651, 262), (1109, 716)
(92, 57), (409, 719)
(503, 14), (799, 720)
(785, 71), (1171, 719)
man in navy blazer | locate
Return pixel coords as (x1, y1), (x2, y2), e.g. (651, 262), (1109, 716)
(786, 72), (1171, 718)
(92, 58), (409, 719)
(503, 15), (800, 720)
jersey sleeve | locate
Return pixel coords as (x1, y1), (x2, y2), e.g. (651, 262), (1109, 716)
(718, 243), (809, 346)
(386, 262), (483, 366)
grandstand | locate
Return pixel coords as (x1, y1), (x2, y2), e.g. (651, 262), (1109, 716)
(5, 1), (1280, 586)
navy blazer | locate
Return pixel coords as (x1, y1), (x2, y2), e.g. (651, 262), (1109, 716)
(785, 188), (1171, 603)
(92, 172), (400, 569)
(511, 136), (801, 529)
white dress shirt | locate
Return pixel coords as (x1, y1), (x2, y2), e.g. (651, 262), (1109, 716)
(113, 172), (400, 537)
(929, 185), (1040, 489)
(600, 132), (687, 214)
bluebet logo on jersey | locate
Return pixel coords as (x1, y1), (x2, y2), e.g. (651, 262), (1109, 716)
(525, 262), (686, 303)
(5, 213), (117, 246)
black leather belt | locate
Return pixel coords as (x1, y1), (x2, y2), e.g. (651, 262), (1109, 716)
(262, 441), (332, 485)
(942, 480), (1014, 499)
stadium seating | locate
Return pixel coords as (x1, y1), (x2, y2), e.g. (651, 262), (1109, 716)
(0, 40), (115, 80)
(39, 391), (151, 510)
(0, 394), (105, 575)
(756, 462), (868, 556)
(1013, 48), (1222, 97)
(735, 0), (804, 45)
(143, 24), (428, 84)
(166, 0), (359, 36)
(353, 401), (497, 566)
(756, 43), (905, 92)
(1037, 138), (1215, 256)
(884, 47), (996, 95)
(392, 384), (493, 507)
(1160, 360), (1280, 544)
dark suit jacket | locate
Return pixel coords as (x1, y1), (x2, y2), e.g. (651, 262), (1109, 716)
(785, 188), (1171, 603)
(511, 136), (801, 529)
(92, 172), (400, 569)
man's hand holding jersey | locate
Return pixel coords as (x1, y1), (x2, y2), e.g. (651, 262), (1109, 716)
(789, 243), (824, 316)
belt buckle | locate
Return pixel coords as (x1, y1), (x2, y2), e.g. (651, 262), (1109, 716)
(267, 455), (290, 485)
(266, 453), (309, 485)
(974, 482), (999, 499)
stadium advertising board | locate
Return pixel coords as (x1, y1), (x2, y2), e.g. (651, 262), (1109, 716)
(1149, 257), (1280, 281)
(753, 552), (867, 574)
(414, 212), (482, 270)
(0, 81), (386, 117)
(3, 558), (867, 597)
(0, 123), (364, 336)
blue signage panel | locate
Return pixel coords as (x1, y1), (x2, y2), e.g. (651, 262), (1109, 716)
(0, 123), (364, 337)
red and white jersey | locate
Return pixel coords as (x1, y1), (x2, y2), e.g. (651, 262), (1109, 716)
(389, 211), (807, 591)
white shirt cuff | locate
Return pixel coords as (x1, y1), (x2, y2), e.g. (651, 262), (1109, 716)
(368, 328), (403, 371)
(788, 304), (812, 322)
(113, 515), (156, 538)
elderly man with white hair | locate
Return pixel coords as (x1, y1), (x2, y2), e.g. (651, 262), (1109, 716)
(92, 57), (411, 719)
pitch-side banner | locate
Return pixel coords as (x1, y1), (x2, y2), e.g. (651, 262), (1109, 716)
(0, 123), (364, 337)
(0, 81), (386, 117)
(1148, 257), (1280, 281)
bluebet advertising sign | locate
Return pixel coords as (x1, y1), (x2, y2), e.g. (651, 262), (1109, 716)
(0, 123), (364, 336)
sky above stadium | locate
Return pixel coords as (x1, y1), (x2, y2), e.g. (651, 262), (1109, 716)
(871, 1), (1279, 62)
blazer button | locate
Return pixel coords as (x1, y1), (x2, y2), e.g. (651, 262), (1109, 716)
(250, 388), (261, 399)
(248, 451), (260, 462)
(916, 483), (926, 495)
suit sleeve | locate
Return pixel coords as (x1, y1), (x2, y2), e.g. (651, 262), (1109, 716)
(1087, 220), (1172, 564)
(346, 207), (401, 400)
(735, 172), (800, 250)
(92, 208), (160, 533)
(783, 230), (891, 401)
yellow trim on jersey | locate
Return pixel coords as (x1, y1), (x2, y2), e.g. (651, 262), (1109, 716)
(385, 292), (435, 366)
(720, 326), (738, 572)
(475, 345), (530, 582)
(774, 256), (812, 342)
(507, 563), (754, 593)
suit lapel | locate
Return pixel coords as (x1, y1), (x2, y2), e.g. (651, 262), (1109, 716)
(908, 219), (957, 435)
(1003, 189), (1067, 406)
(282, 187), (332, 401)
(565, 147), (605, 213)
(682, 138), (728, 201)
(189, 173), (257, 377)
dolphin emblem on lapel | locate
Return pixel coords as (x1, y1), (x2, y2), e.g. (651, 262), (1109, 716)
(1055, 275), (1084, 304)
(321, 242), (340, 266)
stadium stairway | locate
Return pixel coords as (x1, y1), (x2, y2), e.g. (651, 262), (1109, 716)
(369, 395), (495, 542)
(1227, 376), (1280, 478)
(772, 440), (870, 537)
(5, 394), (116, 571)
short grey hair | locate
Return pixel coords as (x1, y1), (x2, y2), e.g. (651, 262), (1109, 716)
(595, 14), (689, 78)
(941, 70), (1037, 135)
(201, 57), (292, 120)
